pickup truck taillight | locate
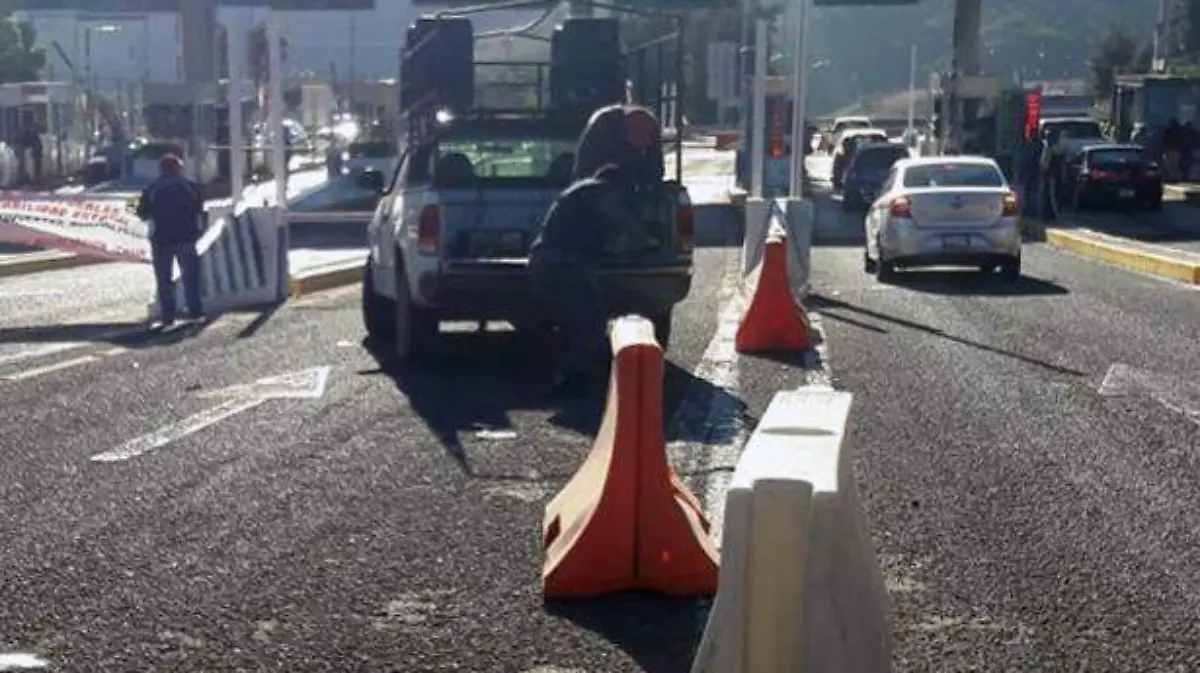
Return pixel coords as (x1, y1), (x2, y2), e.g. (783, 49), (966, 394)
(417, 205), (440, 255)
(676, 203), (695, 253)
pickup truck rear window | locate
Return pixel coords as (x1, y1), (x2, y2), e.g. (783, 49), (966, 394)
(435, 137), (577, 188)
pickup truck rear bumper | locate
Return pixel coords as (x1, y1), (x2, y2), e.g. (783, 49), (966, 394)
(416, 260), (693, 322)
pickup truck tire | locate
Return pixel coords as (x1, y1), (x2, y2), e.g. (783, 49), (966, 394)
(362, 259), (395, 341)
(394, 262), (439, 363)
(650, 311), (672, 351)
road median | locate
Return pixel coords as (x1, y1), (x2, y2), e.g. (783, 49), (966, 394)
(1042, 226), (1200, 284)
(0, 250), (108, 278)
(289, 259), (364, 296)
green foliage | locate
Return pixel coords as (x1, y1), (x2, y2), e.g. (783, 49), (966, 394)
(0, 13), (46, 83)
(1089, 25), (1147, 98)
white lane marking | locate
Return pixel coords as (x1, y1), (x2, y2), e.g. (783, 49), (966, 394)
(3, 354), (99, 381)
(667, 250), (747, 549)
(1099, 363), (1200, 425)
(91, 397), (268, 463)
(0, 290), (63, 299)
(0, 653), (50, 670)
(0, 341), (89, 367)
(803, 309), (834, 390)
(196, 366), (331, 400)
(91, 366), (333, 463)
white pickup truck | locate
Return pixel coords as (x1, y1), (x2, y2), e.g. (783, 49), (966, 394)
(358, 114), (696, 362)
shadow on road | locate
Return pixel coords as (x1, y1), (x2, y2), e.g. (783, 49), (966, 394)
(361, 326), (728, 477)
(887, 269), (1069, 297)
(0, 317), (219, 348)
(809, 292), (1085, 377)
(546, 593), (707, 673)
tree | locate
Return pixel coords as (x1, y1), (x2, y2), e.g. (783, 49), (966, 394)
(1089, 25), (1141, 97)
(0, 13), (46, 83)
(1166, 0), (1200, 65)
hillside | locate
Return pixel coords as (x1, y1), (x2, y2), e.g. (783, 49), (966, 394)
(807, 0), (1157, 115)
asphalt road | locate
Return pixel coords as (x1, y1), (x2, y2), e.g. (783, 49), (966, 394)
(807, 186), (1200, 671)
(0, 216), (816, 671)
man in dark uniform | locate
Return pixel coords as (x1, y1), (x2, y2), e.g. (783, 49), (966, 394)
(529, 163), (657, 396)
(136, 154), (205, 327)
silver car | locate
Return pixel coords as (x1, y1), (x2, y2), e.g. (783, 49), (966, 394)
(863, 156), (1022, 281)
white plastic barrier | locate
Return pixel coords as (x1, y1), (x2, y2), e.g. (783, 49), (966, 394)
(148, 206), (288, 319)
(691, 389), (892, 673)
(742, 197), (812, 295)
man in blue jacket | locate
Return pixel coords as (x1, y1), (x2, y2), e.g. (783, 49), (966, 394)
(529, 163), (657, 396)
(136, 154), (205, 327)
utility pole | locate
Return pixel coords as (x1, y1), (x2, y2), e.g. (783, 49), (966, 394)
(787, 0), (811, 198)
(749, 16), (768, 198)
(1152, 0), (1167, 71)
(905, 43), (917, 138)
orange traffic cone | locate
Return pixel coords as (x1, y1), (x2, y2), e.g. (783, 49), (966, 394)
(541, 316), (720, 599)
(735, 234), (813, 353)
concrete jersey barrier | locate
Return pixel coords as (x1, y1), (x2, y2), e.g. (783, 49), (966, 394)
(691, 389), (892, 673)
(148, 206), (288, 319)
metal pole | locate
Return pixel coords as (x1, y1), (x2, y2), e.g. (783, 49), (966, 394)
(750, 17), (768, 199)
(267, 16), (286, 209)
(1152, 0), (1166, 69)
(787, 0), (811, 198)
(227, 22), (245, 204)
(905, 43), (917, 136)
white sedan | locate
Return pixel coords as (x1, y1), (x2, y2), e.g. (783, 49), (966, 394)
(863, 156), (1023, 281)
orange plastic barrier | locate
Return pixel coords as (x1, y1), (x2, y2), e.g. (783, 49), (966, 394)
(541, 316), (720, 599)
(735, 234), (813, 353)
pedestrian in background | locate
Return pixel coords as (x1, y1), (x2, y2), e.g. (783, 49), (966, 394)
(135, 154), (205, 328)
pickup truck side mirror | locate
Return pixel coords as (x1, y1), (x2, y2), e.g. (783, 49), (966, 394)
(355, 168), (385, 193)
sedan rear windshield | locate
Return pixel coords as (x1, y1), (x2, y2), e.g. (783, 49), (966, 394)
(1045, 122), (1103, 140)
(855, 147), (909, 169)
(902, 163), (1004, 188)
(1089, 148), (1146, 167)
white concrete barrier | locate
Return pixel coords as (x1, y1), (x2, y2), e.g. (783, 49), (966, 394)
(148, 206), (288, 319)
(691, 389), (892, 673)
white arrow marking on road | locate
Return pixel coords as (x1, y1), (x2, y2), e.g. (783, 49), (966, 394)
(1099, 363), (1200, 425)
(90, 366), (331, 463)
(0, 653), (49, 670)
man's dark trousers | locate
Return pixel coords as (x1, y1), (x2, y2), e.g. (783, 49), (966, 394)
(530, 260), (606, 379)
(151, 240), (202, 321)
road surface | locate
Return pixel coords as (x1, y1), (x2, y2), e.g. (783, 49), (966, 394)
(807, 185), (1200, 672)
(0, 221), (819, 670)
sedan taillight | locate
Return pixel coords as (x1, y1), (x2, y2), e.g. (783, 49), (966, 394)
(889, 197), (912, 218)
(1002, 192), (1019, 217)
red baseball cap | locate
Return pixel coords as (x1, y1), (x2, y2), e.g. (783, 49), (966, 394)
(160, 154), (183, 170)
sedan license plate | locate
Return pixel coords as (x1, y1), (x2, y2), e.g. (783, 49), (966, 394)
(942, 234), (971, 250)
(1118, 188), (1135, 199)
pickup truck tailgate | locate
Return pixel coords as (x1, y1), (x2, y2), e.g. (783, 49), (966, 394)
(439, 188), (558, 259)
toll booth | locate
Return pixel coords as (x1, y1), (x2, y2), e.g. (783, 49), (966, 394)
(141, 82), (224, 183)
(1110, 74), (1200, 147)
(0, 81), (88, 187)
